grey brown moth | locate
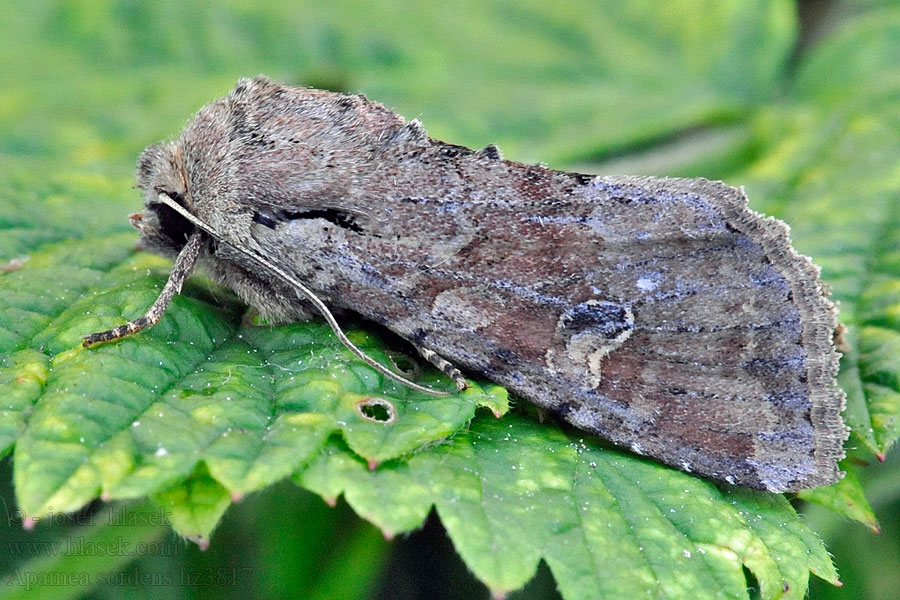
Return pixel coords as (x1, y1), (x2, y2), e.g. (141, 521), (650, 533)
(85, 76), (847, 492)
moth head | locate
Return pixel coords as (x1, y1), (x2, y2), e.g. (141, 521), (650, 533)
(133, 142), (195, 258)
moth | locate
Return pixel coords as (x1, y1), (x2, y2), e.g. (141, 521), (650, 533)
(86, 76), (847, 492)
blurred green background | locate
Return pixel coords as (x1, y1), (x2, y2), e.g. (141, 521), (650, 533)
(2, 1), (900, 598)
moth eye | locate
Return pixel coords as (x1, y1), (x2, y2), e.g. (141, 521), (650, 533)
(151, 189), (194, 249)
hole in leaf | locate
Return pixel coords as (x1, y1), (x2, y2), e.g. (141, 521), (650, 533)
(356, 397), (396, 424)
(387, 352), (421, 378)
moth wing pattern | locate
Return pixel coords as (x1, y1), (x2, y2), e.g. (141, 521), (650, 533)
(142, 77), (846, 492)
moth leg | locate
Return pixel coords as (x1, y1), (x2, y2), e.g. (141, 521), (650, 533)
(83, 231), (205, 347)
(417, 347), (468, 391)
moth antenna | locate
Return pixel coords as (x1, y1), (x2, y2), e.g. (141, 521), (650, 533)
(157, 195), (451, 397)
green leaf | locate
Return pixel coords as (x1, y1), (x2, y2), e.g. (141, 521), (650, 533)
(0, 349), (48, 457)
(0, 234), (137, 353)
(856, 326), (900, 456)
(299, 416), (838, 600)
(8, 239), (503, 527)
(792, 8), (900, 107)
(152, 465), (232, 549)
(797, 461), (880, 533)
(0, 0), (795, 165)
(302, 524), (391, 600)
